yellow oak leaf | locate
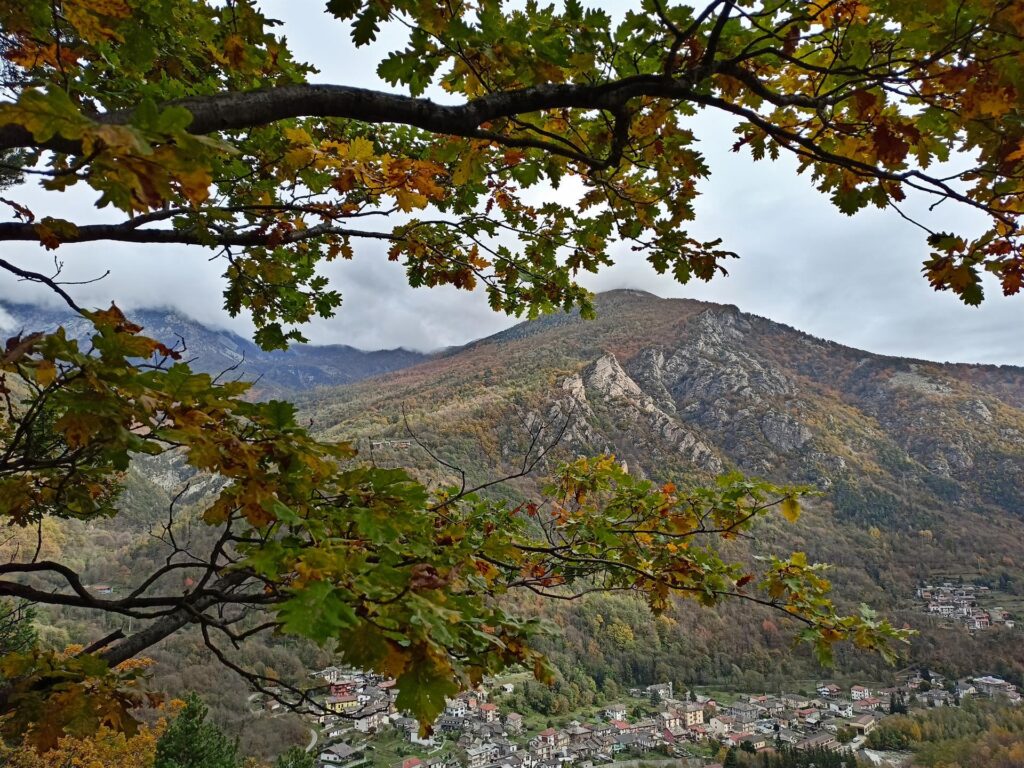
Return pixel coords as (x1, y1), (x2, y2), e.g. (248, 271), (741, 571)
(35, 360), (57, 387)
(394, 189), (429, 212)
(347, 136), (376, 162)
(780, 497), (801, 522)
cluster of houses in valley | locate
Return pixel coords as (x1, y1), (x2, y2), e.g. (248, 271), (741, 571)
(301, 667), (1022, 768)
(917, 583), (1016, 631)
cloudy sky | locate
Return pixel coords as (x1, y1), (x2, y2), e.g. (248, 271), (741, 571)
(0, 2), (1020, 365)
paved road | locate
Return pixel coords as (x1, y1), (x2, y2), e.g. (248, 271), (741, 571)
(305, 727), (318, 753)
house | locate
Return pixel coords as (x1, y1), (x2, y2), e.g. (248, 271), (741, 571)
(850, 714), (877, 736)
(681, 702), (704, 726)
(325, 694), (360, 714)
(777, 729), (802, 745)
(850, 685), (870, 700)
(956, 680), (977, 698)
(727, 733), (767, 750)
(436, 715), (466, 733)
(446, 698), (469, 717)
(796, 732), (838, 751)
(491, 737), (518, 756)
(759, 697), (785, 717)
(632, 718), (658, 736)
(645, 682), (674, 701)
(465, 745), (493, 768)
(730, 701), (759, 724)
(659, 710), (681, 731)
(480, 702), (499, 722)
(828, 700), (854, 718)
(817, 684), (841, 698)
(782, 694), (812, 709)
(570, 735), (605, 759)
(855, 696), (884, 713)
(916, 689), (953, 708)
(263, 698), (282, 714)
(604, 703), (627, 721)
(531, 728), (569, 759)
(504, 712), (524, 733)
(707, 715), (734, 737)
(393, 716), (434, 746)
(565, 722), (592, 744)
(614, 732), (657, 753)
(687, 724), (709, 742)
(353, 707), (388, 733)
(313, 667), (346, 684)
(609, 719), (631, 734)
(318, 743), (359, 764)
(974, 676), (1019, 698)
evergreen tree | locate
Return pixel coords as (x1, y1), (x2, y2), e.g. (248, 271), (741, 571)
(275, 747), (315, 768)
(154, 694), (239, 768)
(724, 746), (740, 768)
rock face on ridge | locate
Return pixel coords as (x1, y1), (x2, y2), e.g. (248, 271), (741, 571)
(304, 290), (1024, 537)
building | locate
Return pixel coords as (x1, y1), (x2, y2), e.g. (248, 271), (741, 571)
(681, 702), (704, 726)
(319, 743), (360, 764)
(604, 703), (627, 721)
(974, 676), (1018, 698)
(730, 701), (759, 724)
(325, 694), (360, 714)
(796, 732), (838, 751)
(505, 712), (524, 734)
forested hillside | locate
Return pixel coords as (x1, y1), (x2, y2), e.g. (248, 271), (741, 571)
(296, 289), (1024, 690)
(12, 290), (1024, 751)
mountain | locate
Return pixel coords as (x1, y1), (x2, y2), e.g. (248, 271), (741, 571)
(0, 302), (427, 396)
(299, 290), (1024, 655)
(11, 290), (1024, 694)
(305, 289), (1024, 514)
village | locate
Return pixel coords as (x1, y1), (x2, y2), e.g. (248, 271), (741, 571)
(916, 583), (1017, 631)
(280, 666), (1022, 768)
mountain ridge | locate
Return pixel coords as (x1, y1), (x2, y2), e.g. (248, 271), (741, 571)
(0, 301), (429, 396)
(8, 289), (1024, 707)
(298, 290), (1024, 601)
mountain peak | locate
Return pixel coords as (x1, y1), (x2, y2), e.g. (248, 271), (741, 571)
(595, 288), (661, 300)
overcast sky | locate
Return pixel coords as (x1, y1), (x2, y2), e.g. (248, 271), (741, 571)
(0, 1), (1021, 365)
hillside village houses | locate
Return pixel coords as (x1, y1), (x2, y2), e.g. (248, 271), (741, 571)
(302, 667), (1021, 768)
(917, 582), (1016, 631)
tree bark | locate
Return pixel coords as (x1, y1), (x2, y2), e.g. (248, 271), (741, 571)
(0, 77), (697, 155)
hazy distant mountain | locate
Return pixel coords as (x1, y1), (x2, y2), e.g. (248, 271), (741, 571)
(0, 302), (428, 397)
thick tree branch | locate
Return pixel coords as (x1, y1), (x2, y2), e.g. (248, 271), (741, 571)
(96, 570), (251, 667)
(0, 221), (397, 247)
(0, 79), (701, 157)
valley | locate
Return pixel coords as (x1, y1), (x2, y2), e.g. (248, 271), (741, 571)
(3, 291), (1023, 768)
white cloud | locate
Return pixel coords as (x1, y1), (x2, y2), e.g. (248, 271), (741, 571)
(0, 4), (1020, 364)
